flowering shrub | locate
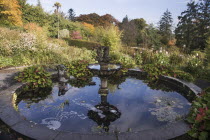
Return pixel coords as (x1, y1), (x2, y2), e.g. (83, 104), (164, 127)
(59, 29), (70, 38)
(153, 52), (169, 65)
(15, 66), (52, 90)
(71, 31), (82, 39)
(187, 88), (210, 140)
(24, 23), (48, 49)
(0, 27), (20, 56)
(140, 49), (155, 64)
(19, 33), (36, 50)
(169, 54), (184, 66)
(185, 56), (204, 77)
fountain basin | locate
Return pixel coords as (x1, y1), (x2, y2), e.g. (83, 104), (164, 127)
(88, 63), (121, 76)
(0, 69), (202, 140)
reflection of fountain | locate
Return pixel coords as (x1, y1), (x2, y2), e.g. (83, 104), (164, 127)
(87, 46), (122, 132)
(88, 77), (121, 132)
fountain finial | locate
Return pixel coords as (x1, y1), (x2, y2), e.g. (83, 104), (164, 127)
(96, 46), (111, 64)
(88, 46), (121, 76)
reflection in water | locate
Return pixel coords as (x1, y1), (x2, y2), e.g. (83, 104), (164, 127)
(15, 75), (191, 133)
(87, 77), (121, 132)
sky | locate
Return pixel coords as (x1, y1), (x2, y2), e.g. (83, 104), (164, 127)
(27, 0), (198, 26)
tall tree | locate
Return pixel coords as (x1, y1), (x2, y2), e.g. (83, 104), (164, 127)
(158, 9), (173, 45)
(197, 0), (210, 50)
(100, 14), (119, 26)
(131, 18), (147, 45)
(17, 0), (26, 8)
(0, 0), (23, 26)
(53, 2), (61, 14)
(139, 24), (162, 48)
(68, 8), (75, 21)
(53, 2), (61, 38)
(175, 0), (210, 50)
(37, 0), (42, 9)
(122, 15), (129, 24)
(120, 16), (138, 46)
(21, 4), (49, 26)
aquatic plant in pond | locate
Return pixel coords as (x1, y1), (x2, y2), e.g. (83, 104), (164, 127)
(15, 66), (52, 90)
(65, 60), (93, 79)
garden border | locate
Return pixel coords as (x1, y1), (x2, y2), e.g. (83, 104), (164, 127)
(0, 68), (202, 140)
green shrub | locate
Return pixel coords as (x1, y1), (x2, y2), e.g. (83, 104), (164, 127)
(0, 27), (95, 68)
(93, 25), (122, 51)
(166, 45), (181, 54)
(110, 51), (136, 68)
(142, 64), (172, 81)
(142, 64), (194, 82)
(184, 57), (204, 77)
(140, 49), (155, 64)
(187, 88), (210, 140)
(134, 53), (143, 65)
(0, 56), (13, 69)
(153, 52), (170, 65)
(15, 66), (52, 90)
(169, 54), (184, 66)
(173, 70), (194, 82)
(64, 38), (100, 50)
(191, 50), (206, 60)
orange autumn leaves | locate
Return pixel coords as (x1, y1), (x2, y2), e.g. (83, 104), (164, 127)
(0, 0), (23, 26)
(82, 22), (94, 32)
(24, 23), (43, 33)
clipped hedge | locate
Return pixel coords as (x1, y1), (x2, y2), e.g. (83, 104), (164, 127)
(64, 38), (100, 50)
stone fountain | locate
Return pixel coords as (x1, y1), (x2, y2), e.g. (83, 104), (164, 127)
(87, 46), (122, 132)
(88, 46), (121, 76)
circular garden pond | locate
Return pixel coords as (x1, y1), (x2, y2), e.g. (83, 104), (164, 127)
(14, 72), (195, 134)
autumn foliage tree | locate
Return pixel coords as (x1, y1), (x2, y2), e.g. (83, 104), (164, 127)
(82, 22), (94, 32)
(76, 13), (119, 27)
(0, 0), (23, 26)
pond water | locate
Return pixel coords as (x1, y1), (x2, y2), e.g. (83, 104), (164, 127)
(88, 64), (121, 70)
(15, 76), (191, 133)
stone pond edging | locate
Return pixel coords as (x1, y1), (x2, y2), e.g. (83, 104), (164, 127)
(0, 68), (202, 140)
